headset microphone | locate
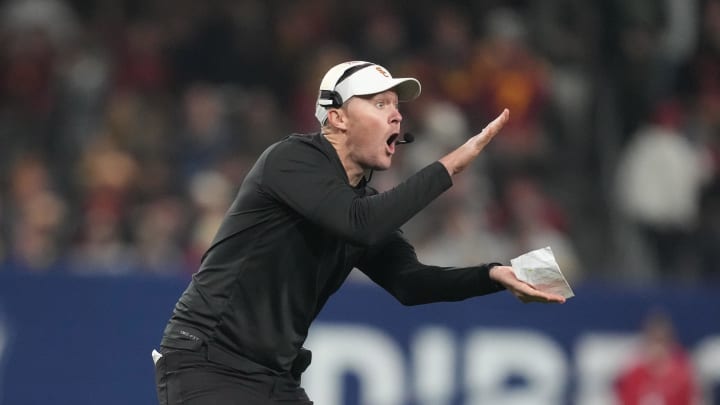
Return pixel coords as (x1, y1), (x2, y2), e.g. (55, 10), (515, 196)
(396, 133), (415, 145)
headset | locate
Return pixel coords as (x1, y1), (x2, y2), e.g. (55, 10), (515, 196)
(317, 62), (375, 109)
(318, 89), (343, 109)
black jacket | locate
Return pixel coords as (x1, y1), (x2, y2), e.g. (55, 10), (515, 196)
(161, 132), (504, 374)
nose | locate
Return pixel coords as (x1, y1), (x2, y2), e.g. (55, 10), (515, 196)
(389, 105), (402, 125)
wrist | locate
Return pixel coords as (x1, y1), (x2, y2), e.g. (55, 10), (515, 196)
(438, 156), (456, 176)
(487, 263), (507, 291)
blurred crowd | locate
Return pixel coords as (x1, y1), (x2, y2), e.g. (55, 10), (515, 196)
(0, 0), (719, 284)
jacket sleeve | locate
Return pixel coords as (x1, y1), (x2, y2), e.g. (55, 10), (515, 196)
(356, 230), (506, 306)
(261, 140), (453, 245)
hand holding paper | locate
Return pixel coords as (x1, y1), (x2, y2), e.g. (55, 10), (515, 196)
(510, 246), (575, 299)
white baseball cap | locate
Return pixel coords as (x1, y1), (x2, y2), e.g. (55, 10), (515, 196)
(315, 61), (421, 125)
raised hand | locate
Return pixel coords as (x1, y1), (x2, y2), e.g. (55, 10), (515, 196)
(439, 109), (510, 176)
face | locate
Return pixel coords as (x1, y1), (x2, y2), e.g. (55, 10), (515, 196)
(342, 90), (403, 171)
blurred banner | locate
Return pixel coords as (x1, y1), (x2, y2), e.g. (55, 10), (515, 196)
(0, 272), (718, 405)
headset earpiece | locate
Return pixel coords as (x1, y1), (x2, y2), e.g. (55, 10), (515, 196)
(319, 62), (374, 109)
(319, 90), (343, 108)
(316, 61), (376, 124)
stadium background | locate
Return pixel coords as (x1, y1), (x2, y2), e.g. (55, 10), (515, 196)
(0, 0), (719, 404)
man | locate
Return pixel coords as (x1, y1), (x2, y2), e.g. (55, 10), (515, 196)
(153, 61), (566, 405)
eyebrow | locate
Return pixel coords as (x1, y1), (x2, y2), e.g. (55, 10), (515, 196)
(359, 93), (398, 101)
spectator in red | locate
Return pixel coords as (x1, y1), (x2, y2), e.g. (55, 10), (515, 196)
(615, 311), (699, 405)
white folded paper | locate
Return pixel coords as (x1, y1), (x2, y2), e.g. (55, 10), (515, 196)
(510, 246), (575, 299)
(151, 349), (163, 365)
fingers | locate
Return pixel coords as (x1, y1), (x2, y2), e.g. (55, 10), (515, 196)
(530, 293), (566, 304)
(517, 292), (565, 304)
(470, 109), (510, 149)
(486, 108), (510, 134)
(512, 283), (566, 304)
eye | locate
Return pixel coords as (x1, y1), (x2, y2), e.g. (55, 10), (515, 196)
(374, 99), (399, 109)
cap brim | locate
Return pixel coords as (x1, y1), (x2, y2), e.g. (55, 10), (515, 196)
(354, 78), (421, 102)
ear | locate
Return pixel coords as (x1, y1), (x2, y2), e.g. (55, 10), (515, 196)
(326, 108), (348, 131)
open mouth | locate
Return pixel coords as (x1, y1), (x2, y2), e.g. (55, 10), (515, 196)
(386, 133), (399, 146)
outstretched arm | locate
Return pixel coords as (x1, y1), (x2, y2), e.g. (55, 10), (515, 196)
(357, 231), (565, 305)
(261, 110), (509, 246)
(357, 231), (506, 306)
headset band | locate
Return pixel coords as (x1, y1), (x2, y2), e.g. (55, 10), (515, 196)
(319, 62), (375, 110)
(334, 63), (374, 87)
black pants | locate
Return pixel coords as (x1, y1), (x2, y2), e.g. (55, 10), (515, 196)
(154, 349), (313, 405)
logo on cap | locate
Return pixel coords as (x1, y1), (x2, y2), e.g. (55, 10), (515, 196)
(375, 66), (389, 77)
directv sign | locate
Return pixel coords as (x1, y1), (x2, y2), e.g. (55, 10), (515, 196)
(0, 272), (718, 405)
